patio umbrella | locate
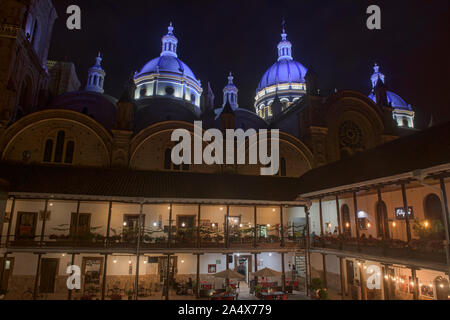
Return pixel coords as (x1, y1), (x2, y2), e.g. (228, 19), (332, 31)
(254, 268), (282, 278)
(213, 269), (245, 279)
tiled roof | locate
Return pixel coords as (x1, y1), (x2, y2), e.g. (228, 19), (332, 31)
(0, 162), (302, 202)
(296, 121), (450, 196)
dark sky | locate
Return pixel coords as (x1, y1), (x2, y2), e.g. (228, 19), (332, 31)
(49, 0), (449, 128)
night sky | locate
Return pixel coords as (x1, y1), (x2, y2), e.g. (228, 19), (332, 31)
(49, 0), (449, 128)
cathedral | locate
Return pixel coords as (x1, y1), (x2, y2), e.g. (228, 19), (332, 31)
(0, 0), (448, 301)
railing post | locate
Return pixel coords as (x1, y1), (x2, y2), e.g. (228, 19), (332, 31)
(401, 183), (412, 243)
(280, 205), (285, 247)
(305, 205), (312, 297)
(225, 205), (230, 248)
(353, 192), (360, 249)
(33, 253), (42, 300)
(335, 195), (342, 235)
(5, 197), (15, 247)
(195, 254), (201, 299)
(253, 206), (257, 248)
(281, 252), (286, 292)
(101, 253), (108, 300)
(197, 204), (201, 249)
(168, 204), (172, 248)
(105, 201), (112, 248)
(134, 202), (144, 300)
(39, 199), (49, 246)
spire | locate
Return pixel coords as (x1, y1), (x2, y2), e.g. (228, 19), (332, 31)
(85, 52), (106, 94)
(161, 22), (178, 58)
(277, 19), (293, 61)
(201, 81), (215, 113)
(371, 63), (385, 88)
(222, 72), (238, 109)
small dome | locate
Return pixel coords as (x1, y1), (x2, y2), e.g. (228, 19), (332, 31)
(369, 91), (411, 110)
(257, 59), (307, 91)
(46, 91), (117, 129)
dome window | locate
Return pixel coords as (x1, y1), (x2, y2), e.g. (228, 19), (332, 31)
(191, 93), (196, 104)
(140, 86), (147, 98)
(165, 86), (175, 96)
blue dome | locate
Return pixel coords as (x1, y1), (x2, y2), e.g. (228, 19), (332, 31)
(136, 56), (199, 84)
(258, 59), (307, 91)
(369, 91), (411, 110)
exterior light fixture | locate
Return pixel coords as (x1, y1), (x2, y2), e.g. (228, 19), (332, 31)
(410, 282), (414, 286)
(144, 260), (147, 264)
(182, 223), (186, 227)
(357, 262), (361, 266)
(267, 224), (271, 227)
(128, 260), (132, 264)
(153, 222), (157, 227)
(269, 253), (272, 257)
(345, 223), (350, 228)
(239, 224), (243, 228)
(212, 223), (216, 227)
(367, 223), (371, 228)
(181, 259), (185, 263)
(168, 206), (171, 210)
(424, 220), (430, 228)
(113, 259), (117, 264)
(392, 222), (397, 228)
(49, 202), (54, 207)
(123, 222), (127, 226)
(272, 209), (276, 212)
(220, 207), (224, 211)
(62, 253), (66, 257)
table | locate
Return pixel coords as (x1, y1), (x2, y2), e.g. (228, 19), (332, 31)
(260, 292), (287, 300)
(210, 293), (236, 301)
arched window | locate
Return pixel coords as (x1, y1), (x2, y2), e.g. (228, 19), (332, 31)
(342, 204), (351, 236)
(43, 139), (53, 162)
(164, 147), (188, 171)
(402, 118), (409, 127)
(64, 141), (75, 164)
(280, 158), (287, 177)
(42, 130), (75, 165)
(54, 131), (65, 163)
(424, 194), (442, 222)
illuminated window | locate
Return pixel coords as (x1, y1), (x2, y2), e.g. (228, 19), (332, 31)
(165, 86), (174, 96)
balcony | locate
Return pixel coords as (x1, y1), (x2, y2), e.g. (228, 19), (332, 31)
(312, 235), (447, 264)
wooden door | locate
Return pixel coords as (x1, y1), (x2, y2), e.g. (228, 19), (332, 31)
(15, 212), (37, 240)
(39, 258), (59, 293)
(0, 257), (14, 291)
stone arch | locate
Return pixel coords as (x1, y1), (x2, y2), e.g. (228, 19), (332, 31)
(243, 131), (314, 177)
(1, 109), (113, 167)
(325, 91), (385, 162)
(130, 121), (218, 172)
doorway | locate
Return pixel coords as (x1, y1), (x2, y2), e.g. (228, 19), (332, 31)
(39, 258), (59, 294)
(15, 212), (37, 240)
(434, 276), (449, 300)
(0, 257), (15, 292)
(81, 257), (104, 294)
(158, 256), (178, 284)
(234, 255), (252, 283)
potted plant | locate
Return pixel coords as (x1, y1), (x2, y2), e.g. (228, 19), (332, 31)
(126, 289), (134, 300)
(309, 278), (323, 299)
(254, 285), (262, 298)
